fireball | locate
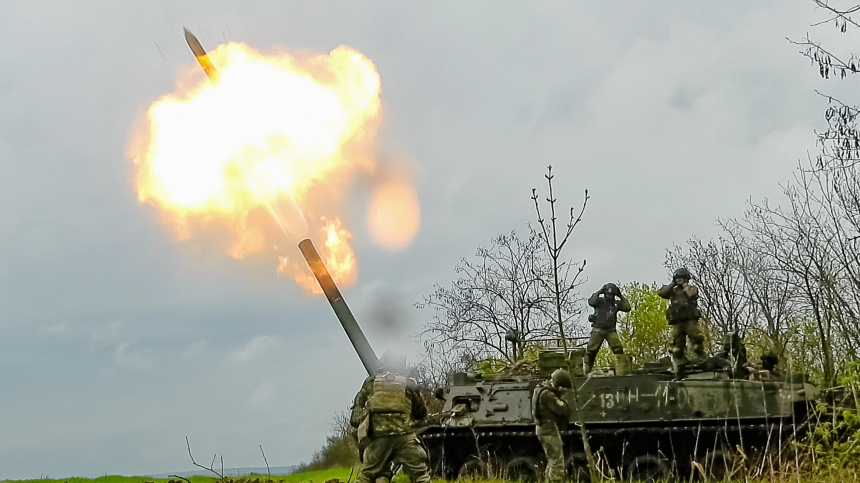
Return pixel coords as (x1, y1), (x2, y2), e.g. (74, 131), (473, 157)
(130, 41), (382, 290)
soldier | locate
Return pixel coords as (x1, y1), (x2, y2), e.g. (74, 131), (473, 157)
(532, 369), (572, 483)
(760, 351), (783, 377)
(714, 331), (749, 379)
(658, 268), (706, 378)
(585, 283), (631, 374)
(350, 352), (431, 483)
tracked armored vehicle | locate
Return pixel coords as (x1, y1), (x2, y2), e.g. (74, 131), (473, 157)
(420, 348), (818, 481)
(298, 240), (818, 481)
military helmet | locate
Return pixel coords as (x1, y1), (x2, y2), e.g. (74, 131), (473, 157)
(505, 329), (521, 343)
(550, 369), (572, 389)
(673, 267), (693, 280)
(603, 282), (620, 296)
(761, 351), (779, 365)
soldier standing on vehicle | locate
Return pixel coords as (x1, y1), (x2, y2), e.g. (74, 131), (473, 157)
(585, 283), (631, 374)
(350, 352), (431, 483)
(532, 369), (572, 482)
(658, 268), (706, 378)
(760, 351), (783, 377)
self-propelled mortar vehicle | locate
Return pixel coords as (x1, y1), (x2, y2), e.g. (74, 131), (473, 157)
(298, 239), (818, 481)
(420, 348), (818, 481)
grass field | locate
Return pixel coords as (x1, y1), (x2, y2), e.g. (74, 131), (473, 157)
(7, 467), (860, 483)
(0, 468), (359, 483)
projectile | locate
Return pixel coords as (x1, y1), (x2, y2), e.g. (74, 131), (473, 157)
(183, 28), (219, 81)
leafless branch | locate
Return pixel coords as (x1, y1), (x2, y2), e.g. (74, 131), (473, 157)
(812, 0), (860, 30)
(787, 34), (860, 79)
(259, 444), (271, 478)
(185, 436), (224, 480)
(418, 228), (580, 366)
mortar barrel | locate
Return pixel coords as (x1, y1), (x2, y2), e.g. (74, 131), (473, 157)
(298, 239), (380, 375)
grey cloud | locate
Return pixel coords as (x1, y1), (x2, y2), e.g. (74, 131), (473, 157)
(229, 335), (283, 365)
(113, 342), (156, 370)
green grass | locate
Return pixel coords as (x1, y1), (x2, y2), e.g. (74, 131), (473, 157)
(7, 468), (860, 483)
(1, 478), (219, 483)
(280, 468), (356, 483)
(1, 477), (223, 483)
(0, 469), (359, 483)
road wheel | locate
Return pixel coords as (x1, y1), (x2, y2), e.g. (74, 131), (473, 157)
(698, 449), (741, 481)
(507, 456), (542, 482)
(566, 453), (590, 483)
(458, 457), (486, 480)
(626, 454), (669, 482)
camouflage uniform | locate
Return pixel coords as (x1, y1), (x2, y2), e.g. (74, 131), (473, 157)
(350, 371), (431, 483)
(658, 270), (705, 372)
(585, 283), (631, 373)
(532, 378), (569, 482)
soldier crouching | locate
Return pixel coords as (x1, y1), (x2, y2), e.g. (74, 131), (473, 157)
(350, 353), (431, 483)
(532, 369), (572, 482)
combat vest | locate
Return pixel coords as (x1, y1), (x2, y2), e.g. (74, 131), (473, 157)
(367, 373), (412, 414)
(531, 383), (566, 436)
(531, 383), (557, 421)
(589, 303), (621, 329)
(666, 286), (701, 324)
(366, 372), (414, 436)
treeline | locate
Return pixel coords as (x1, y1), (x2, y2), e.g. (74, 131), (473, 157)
(665, 149), (860, 387)
(294, 412), (359, 473)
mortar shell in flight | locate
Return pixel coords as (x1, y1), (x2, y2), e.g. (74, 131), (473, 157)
(183, 28), (219, 81)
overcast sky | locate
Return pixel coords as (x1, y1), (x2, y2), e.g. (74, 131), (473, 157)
(0, 1), (844, 479)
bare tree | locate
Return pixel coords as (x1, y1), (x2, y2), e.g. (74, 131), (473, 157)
(803, 158), (860, 361)
(735, 180), (840, 386)
(720, 221), (800, 355)
(531, 165), (589, 356)
(665, 237), (754, 338)
(418, 229), (561, 365)
(531, 165), (596, 483)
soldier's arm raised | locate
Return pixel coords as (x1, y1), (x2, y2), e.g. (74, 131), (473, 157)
(618, 294), (632, 312)
(541, 388), (568, 418)
(588, 291), (602, 307)
(657, 284), (673, 299)
(684, 284), (699, 299)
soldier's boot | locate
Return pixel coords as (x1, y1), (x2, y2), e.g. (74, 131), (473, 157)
(615, 352), (632, 376)
(375, 467), (393, 483)
(672, 346), (687, 380)
(691, 342), (706, 362)
(584, 352), (597, 374)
